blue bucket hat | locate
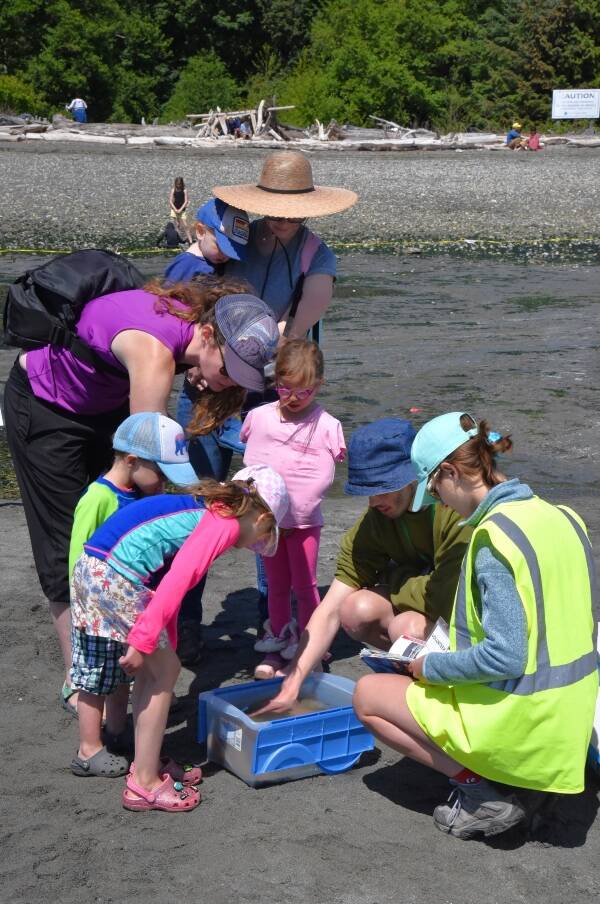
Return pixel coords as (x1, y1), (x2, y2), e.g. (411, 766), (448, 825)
(410, 411), (478, 512)
(344, 418), (417, 496)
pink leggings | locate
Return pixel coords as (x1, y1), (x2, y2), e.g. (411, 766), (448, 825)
(263, 526), (322, 636)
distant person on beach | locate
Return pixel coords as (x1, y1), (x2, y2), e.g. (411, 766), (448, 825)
(66, 97), (88, 123)
(71, 465), (287, 812)
(353, 412), (597, 840)
(253, 418), (472, 715)
(526, 126), (542, 151)
(4, 283), (279, 716)
(68, 412), (199, 762)
(169, 177), (192, 243)
(505, 121), (523, 149)
(241, 340), (346, 679)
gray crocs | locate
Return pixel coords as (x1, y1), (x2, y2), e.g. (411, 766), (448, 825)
(71, 746), (129, 778)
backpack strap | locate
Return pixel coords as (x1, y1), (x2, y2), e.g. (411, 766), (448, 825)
(49, 322), (127, 378)
(284, 230), (322, 337)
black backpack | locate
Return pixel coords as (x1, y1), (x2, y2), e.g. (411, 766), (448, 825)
(3, 249), (145, 376)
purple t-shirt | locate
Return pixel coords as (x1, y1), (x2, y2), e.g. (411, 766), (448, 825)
(25, 289), (195, 415)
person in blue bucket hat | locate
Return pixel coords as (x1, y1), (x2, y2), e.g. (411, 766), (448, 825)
(253, 417), (472, 717)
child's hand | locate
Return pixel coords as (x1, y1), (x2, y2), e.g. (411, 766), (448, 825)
(406, 655), (427, 681)
(119, 646), (145, 676)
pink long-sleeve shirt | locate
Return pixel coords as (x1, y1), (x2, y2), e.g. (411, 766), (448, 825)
(126, 510), (240, 654)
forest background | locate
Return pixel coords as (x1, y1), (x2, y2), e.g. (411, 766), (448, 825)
(1, 0), (599, 132)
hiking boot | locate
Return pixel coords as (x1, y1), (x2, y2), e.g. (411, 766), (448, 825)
(433, 779), (526, 839)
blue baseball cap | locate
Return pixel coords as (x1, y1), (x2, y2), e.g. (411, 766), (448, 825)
(196, 198), (249, 261)
(344, 418), (417, 496)
(410, 411), (478, 512)
(113, 413), (198, 486)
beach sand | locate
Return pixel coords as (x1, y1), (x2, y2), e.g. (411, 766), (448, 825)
(1, 250), (599, 903)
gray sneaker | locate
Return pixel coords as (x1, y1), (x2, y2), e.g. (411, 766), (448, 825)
(434, 779), (526, 839)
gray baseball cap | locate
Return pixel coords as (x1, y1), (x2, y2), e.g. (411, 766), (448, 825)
(215, 293), (279, 392)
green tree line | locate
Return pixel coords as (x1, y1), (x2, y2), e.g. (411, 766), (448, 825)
(1, 0), (598, 129)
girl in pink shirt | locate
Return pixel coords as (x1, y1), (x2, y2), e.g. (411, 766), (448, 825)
(240, 340), (346, 678)
(74, 465), (288, 813)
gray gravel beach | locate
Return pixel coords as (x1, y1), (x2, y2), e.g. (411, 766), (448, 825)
(1, 144), (600, 250)
(0, 144), (599, 903)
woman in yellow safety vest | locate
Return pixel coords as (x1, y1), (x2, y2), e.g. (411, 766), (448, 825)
(353, 411), (597, 841)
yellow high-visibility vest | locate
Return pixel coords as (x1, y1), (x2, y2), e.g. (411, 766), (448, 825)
(408, 497), (598, 793)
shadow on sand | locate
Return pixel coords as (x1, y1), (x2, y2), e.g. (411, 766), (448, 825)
(363, 757), (600, 848)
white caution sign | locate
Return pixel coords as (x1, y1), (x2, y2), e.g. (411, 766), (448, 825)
(552, 89), (600, 119)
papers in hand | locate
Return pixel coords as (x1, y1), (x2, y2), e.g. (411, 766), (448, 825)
(359, 618), (450, 675)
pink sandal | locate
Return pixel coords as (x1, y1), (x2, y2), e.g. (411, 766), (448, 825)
(129, 757), (202, 786)
(122, 773), (201, 812)
(254, 652), (286, 680)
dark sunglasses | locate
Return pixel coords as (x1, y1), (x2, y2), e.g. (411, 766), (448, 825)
(217, 343), (229, 379)
(267, 216), (307, 224)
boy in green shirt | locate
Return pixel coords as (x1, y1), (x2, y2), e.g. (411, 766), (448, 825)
(63, 411), (198, 717)
(253, 418), (472, 715)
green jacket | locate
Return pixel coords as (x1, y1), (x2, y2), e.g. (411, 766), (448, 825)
(334, 504), (472, 622)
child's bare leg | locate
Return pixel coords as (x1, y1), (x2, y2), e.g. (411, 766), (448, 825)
(77, 691), (105, 759)
(130, 646), (180, 791)
(105, 683), (129, 736)
(353, 674), (463, 777)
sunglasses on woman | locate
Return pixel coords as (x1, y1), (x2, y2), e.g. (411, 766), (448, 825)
(426, 467), (442, 499)
(267, 216), (307, 225)
(275, 385), (315, 400)
(217, 343), (229, 379)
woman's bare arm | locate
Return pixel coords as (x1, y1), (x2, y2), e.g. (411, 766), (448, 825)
(111, 330), (176, 414)
(283, 273), (334, 338)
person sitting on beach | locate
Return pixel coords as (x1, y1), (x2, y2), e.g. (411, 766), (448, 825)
(505, 121), (523, 149)
(526, 126), (542, 151)
(164, 199), (249, 284)
(70, 465), (288, 812)
(241, 339), (346, 679)
(253, 417), (472, 716)
(169, 176), (192, 243)
(352, 412), (597, 840)
(69, 412), (201, 769)
(66, 96), (87, 123)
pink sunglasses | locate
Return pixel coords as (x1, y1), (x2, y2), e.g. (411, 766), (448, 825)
(275, 385), (315, 400)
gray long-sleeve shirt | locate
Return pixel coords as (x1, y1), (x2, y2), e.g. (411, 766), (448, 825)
(423, 479), (532, 685)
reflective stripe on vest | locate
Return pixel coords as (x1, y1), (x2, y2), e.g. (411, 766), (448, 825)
(454, 509), (597, 696)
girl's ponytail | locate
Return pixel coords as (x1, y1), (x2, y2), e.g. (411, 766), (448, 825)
(450, 415), (512, 488)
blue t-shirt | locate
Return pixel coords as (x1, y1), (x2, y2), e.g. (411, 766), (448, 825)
(506, 129), (520, 143)
(164, 252), (215, 284)
(226, 221), (336, 320)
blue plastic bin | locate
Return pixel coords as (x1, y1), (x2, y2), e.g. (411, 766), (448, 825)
(198, 673), (374, 787)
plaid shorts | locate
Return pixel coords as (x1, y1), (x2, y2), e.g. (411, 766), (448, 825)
(70, 627), (133, 696)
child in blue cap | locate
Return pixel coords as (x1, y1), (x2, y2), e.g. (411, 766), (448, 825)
(164, 199), (250, 284)
(353, 411), (597, 841)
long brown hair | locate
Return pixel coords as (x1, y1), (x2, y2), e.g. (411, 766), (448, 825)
(143, 275), (252, 435)
(446, 415), (513, 488)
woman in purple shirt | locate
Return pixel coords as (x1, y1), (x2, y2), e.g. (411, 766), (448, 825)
(4, 276), (279, 710)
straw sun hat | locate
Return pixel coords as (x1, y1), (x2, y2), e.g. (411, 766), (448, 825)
(212, 150), (358, 219)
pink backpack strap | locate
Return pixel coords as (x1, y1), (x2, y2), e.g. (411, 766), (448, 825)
(300, 230), (322, 275)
